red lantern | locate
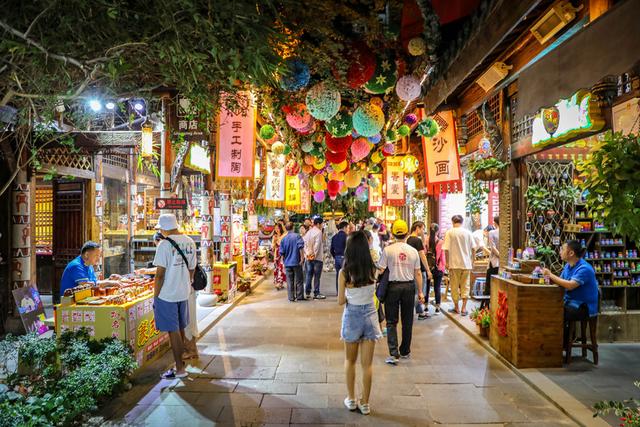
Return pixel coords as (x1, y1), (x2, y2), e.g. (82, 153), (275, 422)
(325, 149), (347, 164)
(327, 180), (341, 198)
(346, 42), (376, 89)
(325, 132), (353, 153)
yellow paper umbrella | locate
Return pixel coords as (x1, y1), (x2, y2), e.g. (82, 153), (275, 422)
(371, 151), (384, 164)
(332, 160), (348, 172)
(344, 170), (361, 188)
(312, 174), (327, 191)
(313, 157), (326, 170)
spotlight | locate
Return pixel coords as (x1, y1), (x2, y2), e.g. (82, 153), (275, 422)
(134, 102), (144, 111)
(105, 101), (116, 110)
(88, 99), (102, 112)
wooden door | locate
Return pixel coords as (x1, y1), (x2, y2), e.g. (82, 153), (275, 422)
(52, 181), (86, 301)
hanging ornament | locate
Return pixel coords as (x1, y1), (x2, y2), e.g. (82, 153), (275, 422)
(259, 124), (275, 140)
(371, 151), (385, 164)
(327, 180), (341, 198)
(313, 157), (326, 170)
(416, 118), (439, 138)
(325, 133), (353, 153)
(408, 38), (426, 56)
(401, 154), (419, 174)
(312, 174), (327, 191)
(382, 143), (395, 156)
(283, 144), (291, 155)
(271, 141), (285, 155)
(370, 164), (382, 173)
(286, 159), (301, 176)
(304, 154), (315, 165)
(344, 170), (362, 188)
(357, 188), (369, 203)
(301, 141), (315, 153)
(339, 185), (349, 196)
(398, 125), (411, 137)
(302, 164), (313, 174)
(325, 149), (347, 164)
(369, 97), (384, 109)
(346, 41), (377, 88)
(329, 171), (344, 182)
(395, 75), (422, 101)
(351, 137), (372, 162)
(305, 82), (341, 121)
(332, 160), (348, 173)
(279, 58), (311, 91)
(325, 111), (353, 138)
(353, 104), (385, 137)
(368, 134), (382, 144)
(309, 146), (322, 157)
(364, 55), (398, 94)
(313, 191), (326, 203)
(285, 103), (313, 131)
(386, 129), (398, 142)
(404, 113), (418, 125)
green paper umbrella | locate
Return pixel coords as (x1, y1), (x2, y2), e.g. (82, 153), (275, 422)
(364, 55), (397, 95)
(325, 111), (353, 137)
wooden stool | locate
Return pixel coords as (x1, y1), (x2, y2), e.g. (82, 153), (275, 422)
(565, 316), (598, 365)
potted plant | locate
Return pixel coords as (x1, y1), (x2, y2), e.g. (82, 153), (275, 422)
(525, 185), (554, 212)
(470, 308), (491, 337)
(535, 245), (556, 268)
(469, 157), (509, 181)
(593, 380), (639, 426)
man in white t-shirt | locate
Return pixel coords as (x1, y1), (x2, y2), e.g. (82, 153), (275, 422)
(379, 219), (423, 365)
(443, 215), (477, 316)
(153, 213), (196, 379)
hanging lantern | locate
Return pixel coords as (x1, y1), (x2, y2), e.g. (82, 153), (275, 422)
(271, 141), (285, 155)
(371, 151), (385, 164)
(302, 164), (313, 174)
(325, 111), (353, 137)
(312, 174), (327, 191)
(306, 82), (341, 121)
(368, 134), (382, 144)
(397, 124), (411, 137)
(313, 157), (326, 170)
(364, 55), (397, 94)
(344, 170), (361, 188)
(369, 97), (384, 109)
(339, 185), (349, 196)
(304, 154), (315, 165)
(346, 41), (377, 88)
(404, 113), (418, 125)
(332, 160), (348, 173)
(279, 58), (311, 91)
(313, 191), (326, 203)
(285, 103), (313, 131)
(329, 171), (344, 181)
(395, 75), (422, 101)
(283, 144), (292, 155)
(259, 124), (276, 140)
(325, 149), (347, 164)
(141, 122), (153, 157)
(402, 154), (419, 174)
(408, 37), (426, 56)
(386, 129), (398, 142)
(301, 141), (315, 153)
(327, 180), (341, 198)
(353, 104), (384, 137)
(416, 118), (439, 138)
(350, 137), (372, 162)
(382, 143), (395, 156)
(325, 133), (352, 153)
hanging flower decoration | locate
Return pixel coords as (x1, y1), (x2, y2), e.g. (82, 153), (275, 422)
(285, 158), (301, 176)
(364, 55), (397, 94)
(395, 75), (422, 101)
(325, 111), (353, 137)
(313, 157), (326, 170)
(332, 160), (348, 172)
(369, 97), (384, 109)
(416, 118), (439, 138)
(404, 113), (418, 125)
(368, 134), (382, 144)
(304, 154), (315, 165)
(353, 104), (384, 137)
(284, 103), (313, 131)
(382, 143), (395, 156)
(313, 191), (326, 203)
(327, 180), (341, 198)
(329, 171), (344, 181)
(283, 144), (291, 155)
(407, 37), (426, 56)
(351, 137), (372, 162)
(344, 170), (362, 188)
(397, 124), (411, 137)
(305, 82), (341, 121)
(301, 140), (315, 153)
(259, 124), (275, 140)
(271, 141), (285, 155)
(386, 129), (398, 142)
(325, 133), (352, 153)
(346, 41), (377, 88)
(312, 174), (327, 191)
(325, 149), (347, 164)
(279, 58), (311, 92)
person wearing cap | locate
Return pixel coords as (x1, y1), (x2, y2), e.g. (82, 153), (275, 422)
(59, 241), (120, 296)
(303, 217), (327, 299)
(153, 213), (197, 379)
(379, 219), (424, 365)
(443, 215), (478, 316)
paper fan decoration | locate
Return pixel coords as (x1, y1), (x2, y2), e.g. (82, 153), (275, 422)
(346, 42), (377, 89)
(279, 58), (311, 92)
(395, 75), (422, 101)
(259, 124), (275, 140)
(364, 56), (397, 94)
(416, 118), (439, 138)
(285, 103), (313, 131)
(305, 82), (341, 121)
(325, 133), (352, 153)
(325, 111), (352, 137)
(353, 104), (384, 137)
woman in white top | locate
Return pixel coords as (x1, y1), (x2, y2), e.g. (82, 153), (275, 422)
(338, 231), (382, 416)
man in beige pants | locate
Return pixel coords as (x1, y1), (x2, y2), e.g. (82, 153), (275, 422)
(443, 215), (477, 316)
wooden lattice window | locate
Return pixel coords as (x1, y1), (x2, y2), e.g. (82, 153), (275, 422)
(103, 153), (129, 169)
(463, 92), (502, 139)
(35, 185), (53, 255)
(40, 147), (93, 171)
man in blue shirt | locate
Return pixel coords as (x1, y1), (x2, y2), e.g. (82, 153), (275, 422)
(330, 221), (348, 294)
(543, 239), (598, 349)
(279, 222), (306, 302)
(60, 241), (113, 296)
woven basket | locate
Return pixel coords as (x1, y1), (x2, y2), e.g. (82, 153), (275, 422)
(474, 168), (503, 181)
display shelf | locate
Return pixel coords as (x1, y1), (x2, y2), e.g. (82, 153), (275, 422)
(600, 311), (626, 315)
(599, 244), (626, 247)
(586, 258), (640, 261)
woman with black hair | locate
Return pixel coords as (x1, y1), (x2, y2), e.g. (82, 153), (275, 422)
(426, 223), (446, 313)
(338, 231), (382, 416)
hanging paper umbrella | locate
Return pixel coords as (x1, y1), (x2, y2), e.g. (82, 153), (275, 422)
(272, 141), (285, 155)
(416, 118), (439, 138)
(325, 149), (347, 165)
(404, 113), (418, 125)
(353, 104), (384, 137)
(325, 133), (352, 153)
(306, 82), (341, 121)
(364, 55), (397, 94)
(397, 124), (411, 137)
(325, 111), (353, 137)
(408, 38), (426, 56)
(259, 124), (275, 140)
(395, 75), (422, 101)
(346, 41), (377, 88)
(279, 58), (311, 91)
(351, 137), (372, 162)
(285, 103), (313, 131)
(344, 170), (362, 188)
(313, 191), (326, 203)
(332, 160), (348, 173)
(327, 180), (341, 198)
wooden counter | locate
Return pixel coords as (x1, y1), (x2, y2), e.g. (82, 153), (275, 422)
(490, 276), (564, 368)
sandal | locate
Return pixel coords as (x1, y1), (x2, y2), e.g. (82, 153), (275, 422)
(160, 368), (188, 379)
(182, 352), (199, 361)
(447, 308), (459, 314)
(461, 310), (469, 316)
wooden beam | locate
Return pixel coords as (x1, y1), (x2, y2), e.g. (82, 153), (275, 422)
(423, 0), (543, 114)
(589, 0), (613, 22)
(40, 164), (95, 180)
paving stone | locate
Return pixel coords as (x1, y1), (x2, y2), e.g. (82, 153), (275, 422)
(216, 407), (292, 424)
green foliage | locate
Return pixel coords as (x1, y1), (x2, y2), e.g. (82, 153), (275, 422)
(535, 245), (556, 267)
(525, 185), (554, 212)
(593, 381), (640, 426)
(0, 329), (136, 427)
(578, 131), (640, 242)
(555, 184), (581, 206)
(468, 157), (509, 173)
(466, 176), (488, 215)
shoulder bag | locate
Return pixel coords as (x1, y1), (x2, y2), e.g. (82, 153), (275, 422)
(164, 237), (207, 291)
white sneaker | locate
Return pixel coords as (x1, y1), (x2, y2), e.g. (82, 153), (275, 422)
(344, 397), (357, 411)
(358, 402), (371, 415)
(385, 356), (399, 365)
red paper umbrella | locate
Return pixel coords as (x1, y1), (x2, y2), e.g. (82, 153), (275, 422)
(346, 42), (376, 89)
(325, 149), (347, 164)
(327, 180), (341, 198)
(325, 132), (352, 153)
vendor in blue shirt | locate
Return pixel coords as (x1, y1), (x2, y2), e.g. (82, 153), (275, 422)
(543, 240), (598, 349)
(59, 241), (118, 296)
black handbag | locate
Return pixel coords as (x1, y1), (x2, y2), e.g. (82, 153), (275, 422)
(164, 237), (207, 291)
(376, 268), (390, 303)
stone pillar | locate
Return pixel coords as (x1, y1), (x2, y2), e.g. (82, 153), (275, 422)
(10, 171), (32, 289)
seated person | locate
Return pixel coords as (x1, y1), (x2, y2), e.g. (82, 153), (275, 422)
(543, 240), (598, 349)
(60, 241), (119, 296)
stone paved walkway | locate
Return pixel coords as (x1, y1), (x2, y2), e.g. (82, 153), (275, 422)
(103, 272), (577, 426)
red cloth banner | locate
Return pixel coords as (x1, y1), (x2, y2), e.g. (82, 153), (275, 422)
(368, 174), (383, 211)
(421, 109), (463, 195)
(384, 157), (405, 206)
(216, 92), (256, 180)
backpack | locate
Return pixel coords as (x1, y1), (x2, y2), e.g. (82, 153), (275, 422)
(164, 237), (207, 291)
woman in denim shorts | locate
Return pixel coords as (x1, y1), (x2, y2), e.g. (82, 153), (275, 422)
(338, 231), (382, 416)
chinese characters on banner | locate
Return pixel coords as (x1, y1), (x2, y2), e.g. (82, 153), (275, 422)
(297, 176), (311, 214)
(216, 92), (256, 180)
(487, 181), (500, 222)
(384, 157), (405, 206)
(421, 110), (463, 195)
(368, 174), (383, 211)
(264, 153), (286, 207)
(285, 175), (301, 210)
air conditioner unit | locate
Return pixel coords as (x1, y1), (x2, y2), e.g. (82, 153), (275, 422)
(530, 1), (582, 45)
(476, 62), (513, 92)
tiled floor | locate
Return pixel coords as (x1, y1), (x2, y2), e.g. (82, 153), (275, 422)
(102, 273), (577, 426)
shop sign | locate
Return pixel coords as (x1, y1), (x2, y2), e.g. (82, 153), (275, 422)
(155, 198), (187, 210)
(297, 176), (311, 214)
(12, 286), (48, 335)
(532, 90), (605, 147)
(384, 157), (405, 206)
(285, 175), (301, 209)
(422, 110), (463, 195)
(368, 174), (383, 211)
(264, 152), (286, 207)
(216, 92), (256, 180)
(185, 144), (211, 174)
(488, 182), (500, 223)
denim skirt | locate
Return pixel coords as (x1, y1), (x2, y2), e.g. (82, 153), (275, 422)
(341, 302), (383, 343)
